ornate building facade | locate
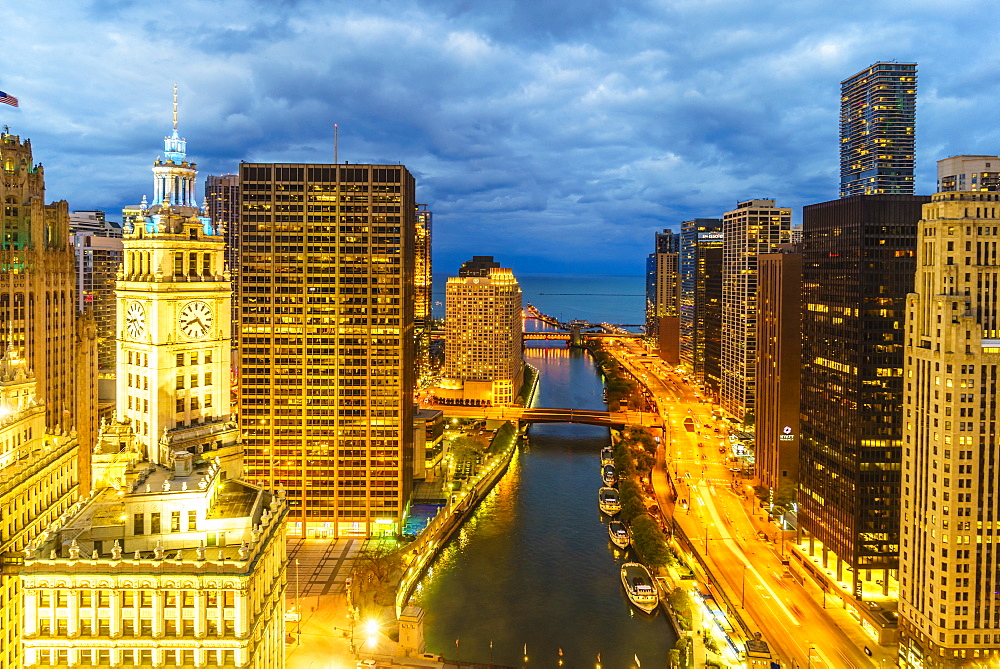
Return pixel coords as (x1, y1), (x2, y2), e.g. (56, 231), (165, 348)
(115, 98), (239, 474)
(0, 129), (97, 669)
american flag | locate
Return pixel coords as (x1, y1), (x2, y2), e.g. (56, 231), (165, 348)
(0, 91), (18, 107)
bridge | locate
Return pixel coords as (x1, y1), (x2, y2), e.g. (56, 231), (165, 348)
(522, 331), (643, 341)
(423, 404), (662, 429)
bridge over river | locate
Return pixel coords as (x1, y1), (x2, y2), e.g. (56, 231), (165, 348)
(423, 404), (663, 429)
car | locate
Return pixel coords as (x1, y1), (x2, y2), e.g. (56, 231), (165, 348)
(729, 467), (741, 473)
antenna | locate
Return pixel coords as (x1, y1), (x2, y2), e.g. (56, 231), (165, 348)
(173, 84), (178, 132)
(334, 123), (339, 165)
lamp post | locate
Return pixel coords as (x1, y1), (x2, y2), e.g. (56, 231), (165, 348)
(295, 558), (301, 643)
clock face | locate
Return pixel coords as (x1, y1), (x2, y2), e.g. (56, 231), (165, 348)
(125, 302), (146, 339)
(178, 301), (214, 339)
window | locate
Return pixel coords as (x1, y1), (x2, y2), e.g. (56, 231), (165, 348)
(133, 513), (144, 535)
(188, 252), (197, 275)
(171, 511), (181, 532)
(176, 374), (184, 390)
(203, 253), (211, 275)
(204, 371), (213, 386)
(205, 351), (213, 364)
(190, 373), (199, 388)
(204, 394), (212, 409)
(190, 353), (198, 366)
(174, 253), (183, 276)
(190, 396), (201, 411)
(150, 512), (160, 534)
(176, 398), (185, 413)
(176, 353), (184, 367)
(188, 510), (197, 531)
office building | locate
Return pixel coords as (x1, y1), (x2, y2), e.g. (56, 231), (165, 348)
(414, 204), (432, 378)
(937, 155), (1000, 193)
(797, 194), (928, 602)
(754, 247), (801, 504)
(440, 256), (524, 405)
(239, 162), (415, 538)
(720, 200), (790, 421)
(645, 230), (681, 364)
(899, 190), (1000, 666)
(840, 62), (918, 198)
(0, 130), (98, 669)
(205, 175), (240, 356)
(116, 107), (240, 475)
(19, 447), (287, 669)
(71, 215), (123, 373)
(680, 219), (723, 396)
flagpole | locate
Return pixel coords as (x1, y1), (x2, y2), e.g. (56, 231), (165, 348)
(334, 123), (339, 165)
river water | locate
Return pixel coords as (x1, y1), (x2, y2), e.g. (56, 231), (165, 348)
(412, 333), (677, 668)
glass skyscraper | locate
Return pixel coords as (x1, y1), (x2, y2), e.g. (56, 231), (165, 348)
(840, 62), (917, 198)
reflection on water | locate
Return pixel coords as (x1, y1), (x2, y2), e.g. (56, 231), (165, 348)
(413, 343), (676, 668)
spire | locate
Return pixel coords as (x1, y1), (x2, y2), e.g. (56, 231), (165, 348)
(163, 84), (186, 163)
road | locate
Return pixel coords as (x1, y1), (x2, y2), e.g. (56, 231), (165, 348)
(607, 340), (882, 669)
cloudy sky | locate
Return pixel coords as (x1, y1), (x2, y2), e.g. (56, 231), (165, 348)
(2, 0), (998, 274)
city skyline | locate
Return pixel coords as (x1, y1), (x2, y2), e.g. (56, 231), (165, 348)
(2, 1), (999, 274)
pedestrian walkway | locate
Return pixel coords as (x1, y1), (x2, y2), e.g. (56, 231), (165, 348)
(287, 537), (363, 598)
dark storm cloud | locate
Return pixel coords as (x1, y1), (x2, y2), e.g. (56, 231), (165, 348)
(3, 0), (999, 274)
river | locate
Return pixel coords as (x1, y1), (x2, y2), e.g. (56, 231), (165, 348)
(412, 338), (677, 668)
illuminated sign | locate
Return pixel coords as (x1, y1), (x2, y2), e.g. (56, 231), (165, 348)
(699, 232), (723, 240)
(780, 425), (795, 441)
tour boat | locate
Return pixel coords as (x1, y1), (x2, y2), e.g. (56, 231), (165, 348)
(621, 562), (659, 614)
(599, 487), (621, 516)
(602, 464), (617, 486)
(600, 447), (614, 466)
(608, 520), (631, 549)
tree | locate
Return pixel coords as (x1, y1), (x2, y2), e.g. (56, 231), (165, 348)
(350, 541), (403, 612)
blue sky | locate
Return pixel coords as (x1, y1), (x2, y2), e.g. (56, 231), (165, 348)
(3, 0), (999, 275)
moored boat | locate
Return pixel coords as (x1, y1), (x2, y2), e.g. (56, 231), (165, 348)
(599, 487), (621, 515)
(600, 447), (614, 465)
(602, 464), (617, 486)
(621, 562), (659, 613)
(608, 520), (631, 548)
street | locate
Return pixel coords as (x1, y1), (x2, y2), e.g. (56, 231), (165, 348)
(608, 340), (887, 669)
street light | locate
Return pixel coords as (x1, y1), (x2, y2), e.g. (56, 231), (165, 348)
(741, 565), (749, 608)
(295, 558), (301, 644)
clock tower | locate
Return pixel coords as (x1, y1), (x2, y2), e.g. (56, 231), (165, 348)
(115, 87), (239, 472)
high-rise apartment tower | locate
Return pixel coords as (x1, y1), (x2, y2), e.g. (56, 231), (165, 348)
(440, 256), (523, 406)
(840, 62), (917, 198)
(239, 163), (415, 538)
(646, 230), (680, 364)
(720, 200), (790, 421)
(899, 190), (1000, 667)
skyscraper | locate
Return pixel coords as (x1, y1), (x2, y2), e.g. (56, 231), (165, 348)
(840, 62), (917, 198)
(440, 256), (523, 406)
(899, 190), (1000, 666)
(205, 174), (240, 355)
(414, 204), (432, 379)
(70, 212), (123, 373)
(680, 218), (723, 396)
(0, 130), (97, 669)
(238, 162), (415, 538)
(720, 200), (790, 421)
(797, 194), (927, 603)
(115, 104), (239, 474)
(645, 230), (680, 364)
(754, 246), (801, 505)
